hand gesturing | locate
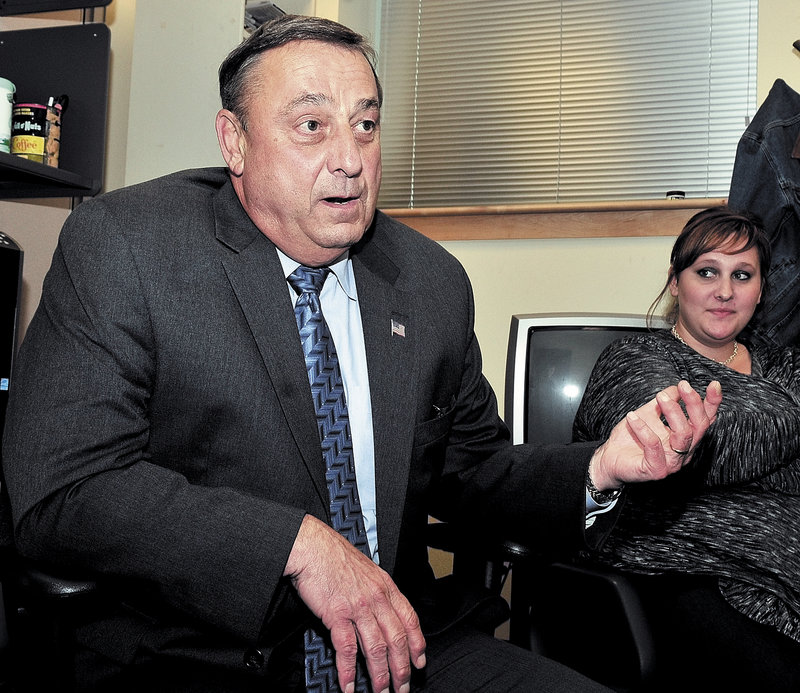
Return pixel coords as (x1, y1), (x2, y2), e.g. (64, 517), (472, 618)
(589, 379), (722, 490)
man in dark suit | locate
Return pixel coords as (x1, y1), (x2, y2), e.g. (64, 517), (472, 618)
(2, 15), (720, 693)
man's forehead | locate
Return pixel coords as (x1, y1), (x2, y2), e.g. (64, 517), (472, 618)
(258, 40), (375, 80)
(252, 43), (379, 112)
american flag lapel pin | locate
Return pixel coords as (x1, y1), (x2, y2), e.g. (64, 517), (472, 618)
(391, 316), (406, 338)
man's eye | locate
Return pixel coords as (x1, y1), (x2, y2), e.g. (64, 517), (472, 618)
(302, 120), (320, 132)
(357, 120), (377, 133)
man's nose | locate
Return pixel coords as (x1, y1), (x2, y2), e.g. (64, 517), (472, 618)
(328, 128), (362, 178)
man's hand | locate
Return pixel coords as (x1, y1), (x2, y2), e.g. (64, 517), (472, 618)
(589, 379), (722, 490)
(284, 515), (426, 693)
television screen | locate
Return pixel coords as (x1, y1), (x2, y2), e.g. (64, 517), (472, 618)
(504, 314), (667, 446)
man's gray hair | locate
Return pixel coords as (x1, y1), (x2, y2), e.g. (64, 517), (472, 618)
(219, 14), (382, 130)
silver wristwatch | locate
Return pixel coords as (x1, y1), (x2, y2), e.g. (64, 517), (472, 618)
(586, 470), (624, 505)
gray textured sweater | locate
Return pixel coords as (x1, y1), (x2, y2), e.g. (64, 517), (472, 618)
(574, 329), (800, 643)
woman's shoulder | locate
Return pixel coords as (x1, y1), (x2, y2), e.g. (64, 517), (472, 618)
(588, 329), (678, 386)
(599, 328), (673, 361)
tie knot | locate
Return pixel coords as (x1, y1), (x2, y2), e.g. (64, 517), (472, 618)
(288, 266), (330, 296)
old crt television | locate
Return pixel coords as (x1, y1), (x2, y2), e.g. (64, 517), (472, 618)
(0, 232), (23, 438)
(504, 313), (668, 446)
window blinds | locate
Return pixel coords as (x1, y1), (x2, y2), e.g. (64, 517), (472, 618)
(377, 0), (757, 208)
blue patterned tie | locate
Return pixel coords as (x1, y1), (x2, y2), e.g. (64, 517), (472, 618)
(288, 266), (371, 693)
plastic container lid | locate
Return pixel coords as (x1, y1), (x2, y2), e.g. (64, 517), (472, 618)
(0, 77), (15, 94)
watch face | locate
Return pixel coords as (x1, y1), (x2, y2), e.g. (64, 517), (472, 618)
(587, 469), (624, 505)
(589, 486), (623, 505)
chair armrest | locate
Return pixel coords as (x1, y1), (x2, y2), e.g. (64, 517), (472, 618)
(529, 561), (657, 687)
(14, 558), (99, 603)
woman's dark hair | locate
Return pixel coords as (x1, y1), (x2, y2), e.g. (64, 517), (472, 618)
(648, 205), (771, 326)
(219, 14), (382, 131)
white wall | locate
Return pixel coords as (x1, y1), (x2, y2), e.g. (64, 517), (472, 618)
(442, 235), (676, 405)
(116, 0), (245, 186)
(757, 0), (800, 101)
(277, 0), (378, 41)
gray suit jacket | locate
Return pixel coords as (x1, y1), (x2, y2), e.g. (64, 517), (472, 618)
(2, 168), (609, 677)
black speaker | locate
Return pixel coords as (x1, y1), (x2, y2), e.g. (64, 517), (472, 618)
(0, 233), (21, 687)
(0, 232), (23, 438)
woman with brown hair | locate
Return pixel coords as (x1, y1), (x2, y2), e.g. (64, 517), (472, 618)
(573, 205), (800, 690)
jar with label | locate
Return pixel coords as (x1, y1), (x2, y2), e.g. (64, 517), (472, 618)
(11, 101), (63, 167)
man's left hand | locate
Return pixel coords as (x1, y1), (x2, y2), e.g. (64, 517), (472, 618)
(588, 379), (722, 490)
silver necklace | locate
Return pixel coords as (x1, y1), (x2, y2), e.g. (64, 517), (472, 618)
(671, 325), (738, 366)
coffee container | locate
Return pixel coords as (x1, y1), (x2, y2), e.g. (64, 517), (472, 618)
(11, 101), (63, 166)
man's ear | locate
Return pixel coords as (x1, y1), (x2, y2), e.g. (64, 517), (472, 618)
(216, 109), (246, 176)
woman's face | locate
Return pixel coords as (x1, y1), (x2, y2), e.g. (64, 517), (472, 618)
(670, 241), (762, 349)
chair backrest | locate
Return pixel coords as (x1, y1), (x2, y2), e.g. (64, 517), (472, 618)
(502, 312), (665, 686)
(504, 312), (667, 445)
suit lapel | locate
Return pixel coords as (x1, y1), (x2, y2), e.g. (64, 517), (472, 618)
(352, 223), (418, 575)
(213, 184), (329, 511)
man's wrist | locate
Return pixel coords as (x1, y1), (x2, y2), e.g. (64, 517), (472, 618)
(586, 467), (624, 505)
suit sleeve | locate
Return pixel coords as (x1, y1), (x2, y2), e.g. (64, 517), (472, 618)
(2, 199), (304, 644)
(427, 264), (615, 556)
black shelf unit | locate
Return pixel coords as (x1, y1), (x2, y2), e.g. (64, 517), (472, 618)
(0, 0), (110, 16)
(0, 21), (110, 198)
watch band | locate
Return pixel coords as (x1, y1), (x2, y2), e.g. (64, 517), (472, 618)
(586, 469), (624, 505)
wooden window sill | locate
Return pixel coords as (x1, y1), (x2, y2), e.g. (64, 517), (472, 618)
(383, 198), (726, 240)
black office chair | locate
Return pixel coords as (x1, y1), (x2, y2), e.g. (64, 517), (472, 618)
(429, 509), (656, 691)
(0, 524), (68, 693)
(500, 313), (663, 689)
(0, 492), (99, 692)
(0, 544), (11, 693)
(0, 230), (100, 691)
(430, 313), (665, 691)
(1, 398), (97, 690)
